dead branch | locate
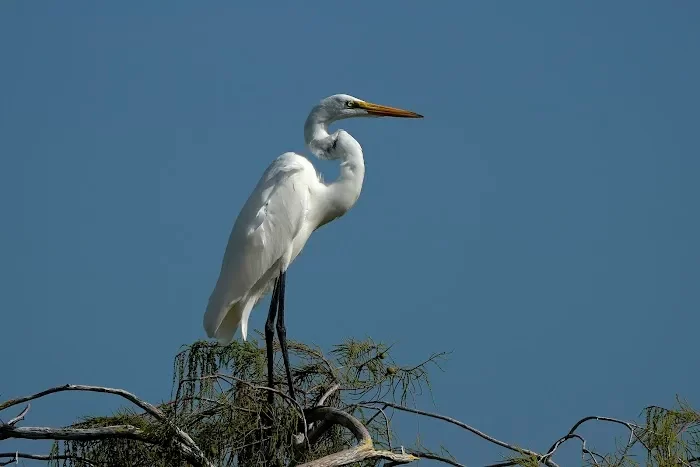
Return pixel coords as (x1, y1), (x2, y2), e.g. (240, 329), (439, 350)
(0, 452), (96, 466)
(406, 450), (466, 467)
(303, 383), (343, 438)
(540, 414), (643, 465)
(297, 407), (418, 467)
(0, 385), (215, 467)
(0, 423), (212, 467)
(0, 384), (162, 418)
(360, 400), (559, 467)
(6, 405), (29, 427)
(179, 372), (310, 450)
(560, 415), (641, 445)
(2, 339), (695, 467)
(316, 383), (341, 407)
(355, 403), (392, 450)
(0, 384), (202, 451)
(0, 424), (150, 442)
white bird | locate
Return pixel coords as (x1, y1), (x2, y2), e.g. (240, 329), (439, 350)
(204, 94), (423, 400)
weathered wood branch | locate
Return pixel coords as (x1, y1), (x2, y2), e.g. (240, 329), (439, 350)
(0, 384), (161, 418)
(0, 423), (213, 467)
(406, 450), (466, 467)
(297, 407), (418, 467)
(0, 452), (96, 466)
(0, 385), (215, 467)
(6, 404), (29, 427)
(0, 424), (151, 442)
(361, 400), (559, 467)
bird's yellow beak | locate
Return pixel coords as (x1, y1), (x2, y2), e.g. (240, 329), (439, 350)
(357, 101), (424, 118)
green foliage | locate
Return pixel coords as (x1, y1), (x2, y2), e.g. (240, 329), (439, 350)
(502, 398), (700, 467)
(638, 398), (700, 467)
(47, 337), (445, 467)
(37, 336), (698, 467)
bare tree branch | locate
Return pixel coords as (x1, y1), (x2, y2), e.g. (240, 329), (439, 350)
(0, 452), (96, 466)
(305, 383), (343, 436)
(0, 384), (163, 420)
(406, 449), (466, 467)
(0, 423), (213, 467)
(541, 415), (642, 464)
(0, 424), (150, 442)
(1, 340), (694, 467)
(541, 433), (596, 465)
(361, 401), (559, 467)
(357, 403), (392, 450)
(6, 405), (30, 427)
(214, 372), (311, 449)
(0, 384), (215, 467)
(562, 415), (641, 441)
(297, 407), (418, 467)
(316, 383), (341, 407)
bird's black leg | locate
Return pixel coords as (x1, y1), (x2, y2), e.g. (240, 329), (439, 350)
(265, 276), (280, 405)
(275, 270), (296, 401)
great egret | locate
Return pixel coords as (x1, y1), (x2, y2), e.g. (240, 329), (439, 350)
(204, 94), (423, 401)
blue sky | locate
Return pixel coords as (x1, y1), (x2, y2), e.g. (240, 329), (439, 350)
(1, 2), (699, 465)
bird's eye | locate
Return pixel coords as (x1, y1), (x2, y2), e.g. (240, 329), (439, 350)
(345, 100), (355, 108)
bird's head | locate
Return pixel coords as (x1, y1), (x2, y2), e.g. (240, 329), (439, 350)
(315, 94), (423, 122)
(305, 93), (423, 160)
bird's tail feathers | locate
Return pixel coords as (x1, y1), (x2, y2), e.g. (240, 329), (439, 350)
(203, 295), (258, 344)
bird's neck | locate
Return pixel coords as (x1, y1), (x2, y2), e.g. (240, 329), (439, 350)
(304, 107), (334, 158)
(304, 113), (365, 228)
(331, 137), (365, 212)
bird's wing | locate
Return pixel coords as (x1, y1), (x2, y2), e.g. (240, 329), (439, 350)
(204, 152), (315, 339)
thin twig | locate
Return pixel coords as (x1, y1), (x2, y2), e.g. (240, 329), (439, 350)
(407, 449), (466, 467)
(404, 351), (449, 373)
(216, 373), (310, 449)
(357, 403), (392, 450)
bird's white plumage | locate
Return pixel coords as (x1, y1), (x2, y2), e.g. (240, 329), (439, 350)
(204, 152), (319, 342)
(203, 93), (421, 344)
